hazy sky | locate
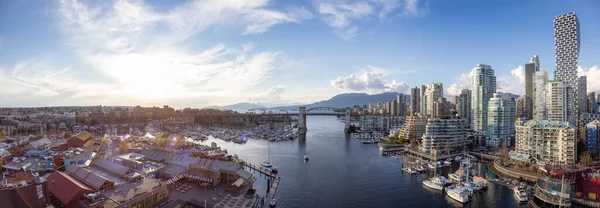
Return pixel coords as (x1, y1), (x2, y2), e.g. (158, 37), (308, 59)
(0, 0), (599, 108)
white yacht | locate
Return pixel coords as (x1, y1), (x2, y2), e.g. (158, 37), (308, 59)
(422, 178), (444, 190)
(304, 155), (309, 161)
(403, 167), (418, 174)
(448, 173), (463, 183)
(262, 162), (272, 168)
(416, 165), (426, 172)
(513, 186), (528, 203)
(446, 185), (470, 203)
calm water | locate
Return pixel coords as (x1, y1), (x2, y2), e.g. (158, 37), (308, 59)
(199, 116), (525, 208)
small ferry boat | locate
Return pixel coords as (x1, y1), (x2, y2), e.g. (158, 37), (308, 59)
(304, 155), (309, 161)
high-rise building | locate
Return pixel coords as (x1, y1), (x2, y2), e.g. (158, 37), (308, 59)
(395, 94), (406, 116)
(585, 120), (600, 157)
(578, 76), (588, 114)
(487, 93), (515, 147)
(432, 97), (448, 118)
(533, 71), (549, 120)
(425, 82), (443, 117)
(410, 87), (421, 115)
(420, 118), (468, 155)
(546, 80), (574, 124)
(588, 92), (598, 114)
(420, 85), (427, 116)
(515, 96), (532, 121)
(471, 64), (497, 132)
(456, 89), (472, 128)
(524, 56), (538, 120)
(554, 12), (580, 122)
(390, 100), (397, 116)
(515, 120), (576, 165)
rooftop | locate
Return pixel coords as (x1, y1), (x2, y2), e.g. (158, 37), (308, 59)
(62, 147), (95, 159)
(73, 131), (92, 141)
(103, 177), (163, 204)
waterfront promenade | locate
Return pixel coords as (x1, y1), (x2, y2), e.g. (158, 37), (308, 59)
(490, 158), (537, 182)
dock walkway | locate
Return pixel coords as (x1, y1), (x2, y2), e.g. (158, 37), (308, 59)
(237, 160), (282, 207)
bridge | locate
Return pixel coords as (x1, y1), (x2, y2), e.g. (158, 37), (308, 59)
(194, 106), (368, 133)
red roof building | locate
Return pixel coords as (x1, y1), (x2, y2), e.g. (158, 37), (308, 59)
(46, 171), (94, 208)
(67, 131), (92, 148)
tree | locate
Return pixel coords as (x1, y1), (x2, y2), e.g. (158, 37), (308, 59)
(580, 152), (593, 164)
(0, 131), (6, 137)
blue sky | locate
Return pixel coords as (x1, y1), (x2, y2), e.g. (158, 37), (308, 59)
(0, 0), (599, 108)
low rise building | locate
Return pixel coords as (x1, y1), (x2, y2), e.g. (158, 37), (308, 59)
(60, 147), (96, 170)
(27, 138), (54, 150)
(68, 131), (93, 148)
(65, 165), (115, 191)
(46, 171), (95, 208)
(80, 177), (167, 208)
(515, 120), (577, 165)
(359, 115), (404, 133)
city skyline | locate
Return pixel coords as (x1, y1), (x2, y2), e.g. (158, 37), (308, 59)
(1, 0), (599, 108)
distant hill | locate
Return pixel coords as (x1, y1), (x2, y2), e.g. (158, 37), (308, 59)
(267, 92), (402, 110)
(496, 92), (520, 99)
(210, 102), (266, 111)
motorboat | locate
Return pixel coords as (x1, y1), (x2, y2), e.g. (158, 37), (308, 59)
(304, 155), (309, 161)
(427, 162), (444, 169)
(416, 165), (427, 172)
(455, 156), (463, 161)
(402, 167), (418, 174)
(446, 185), (471, 203)
(444, 160), (452, 166)
(513, 186), (528, 203)
(269, 198), (277, 207)
(422, 177), (444, 190)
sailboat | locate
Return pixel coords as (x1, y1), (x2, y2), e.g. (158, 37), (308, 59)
(262, 142), (274, 168)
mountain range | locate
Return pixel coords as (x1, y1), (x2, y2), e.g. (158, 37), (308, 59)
(214, 92), (403, 111)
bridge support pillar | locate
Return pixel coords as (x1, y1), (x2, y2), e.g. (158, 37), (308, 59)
(344, 107), (351, 132)
(298, 107), (307, 134)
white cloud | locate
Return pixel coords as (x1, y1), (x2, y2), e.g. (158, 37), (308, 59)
(330, 68), (409, 93)
(577, 66), (600, 93)
(10, 0), (310, 107)
(446, 71), (472, 96)
(316, 0), (425, 39)
(496, 65), (525, 95)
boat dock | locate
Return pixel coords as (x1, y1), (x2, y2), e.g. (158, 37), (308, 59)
(405, 149), (468, 162)
(239, 160), (282, 207)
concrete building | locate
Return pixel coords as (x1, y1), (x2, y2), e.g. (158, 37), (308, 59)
(396, 94), (406, 116)
(487, 93), (515, 147)
(585, 120), (600, 157)
(578, 76), (588, 114)
(533, 71), (549, 120)
(398, 116), (427, 140)
(554, 12), (581, 123)
(432, 97), (448, 118)
(524, 56), (538, 120)
(546, 80), (574, 124)
(588, 92), (598, 114)
(515, 120), (577, 165)
(359, 116), (404, 133)
(420, 118), (468, 155)
(456, 89), (472, 128)
(471, 64), (497, 132)
(425, 82), (443, 117)
(420, 85), (427, 116)
(515, 96), (532, 122)
(410, 87), (421, 115)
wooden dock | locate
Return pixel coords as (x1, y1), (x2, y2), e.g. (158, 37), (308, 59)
(238, 160), (282, 207)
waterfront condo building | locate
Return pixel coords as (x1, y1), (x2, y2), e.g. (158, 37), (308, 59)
(471, 64), (497, 133)
(420, 117), (468, 155)
(487, 93), (515, 147)
(554, 12), (581, 122)
(533, 71), (549, 120)
(398, 115), (427, 140)
(515, 120), (576, 165)
(546, 80), (574, 124)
